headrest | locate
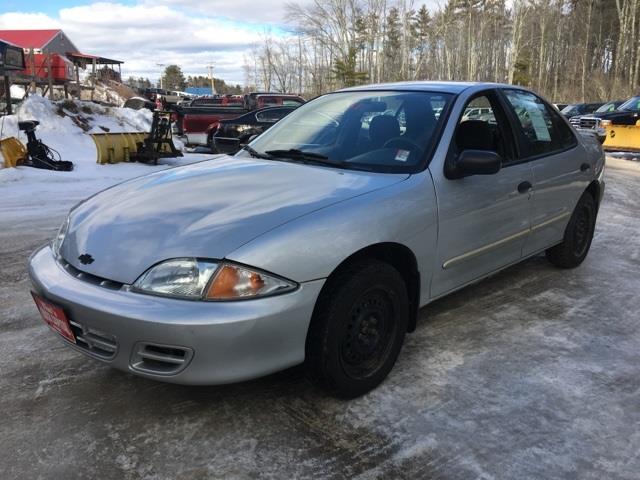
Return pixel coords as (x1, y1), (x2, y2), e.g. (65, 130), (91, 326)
(455, 120), (493, 151)
(369, 115), (400, 145)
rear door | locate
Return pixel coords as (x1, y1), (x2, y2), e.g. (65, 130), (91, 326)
(430, 89), (533, 297)
(500, 89), (589, 256)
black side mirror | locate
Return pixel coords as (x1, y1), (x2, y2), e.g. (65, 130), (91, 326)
(455, 150), (502, 177)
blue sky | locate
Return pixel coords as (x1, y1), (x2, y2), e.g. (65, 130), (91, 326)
(3, 0), (136, 15)
(0, 0), (441, 86)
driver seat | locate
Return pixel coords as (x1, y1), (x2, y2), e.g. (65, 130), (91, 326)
(369, 115), (400, 149)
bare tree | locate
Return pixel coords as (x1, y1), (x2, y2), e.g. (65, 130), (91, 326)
(244, 0), (640, 101)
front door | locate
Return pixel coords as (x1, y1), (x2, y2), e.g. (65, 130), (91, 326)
(430, 90), (533, 297)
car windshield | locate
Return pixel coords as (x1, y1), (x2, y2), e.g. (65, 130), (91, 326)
(595, 102), (617, 113)
(561, 105), (580, 115)
(618, 96), (640, 112)
(244, 90), (453, 173)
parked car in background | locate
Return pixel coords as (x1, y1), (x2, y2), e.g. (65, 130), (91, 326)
(211, 105), (298, 154)
(553, 103), (569, 111)
(29, 82), (604, 398)
(560, 102), (603, 119)
(179, 93), (305, 146)
(123, 96), (155, 111)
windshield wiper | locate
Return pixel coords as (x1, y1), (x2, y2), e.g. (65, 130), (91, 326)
(242, 145), (273, 159)
(264, 148), (352, 169)
(265, 149), (329, 160)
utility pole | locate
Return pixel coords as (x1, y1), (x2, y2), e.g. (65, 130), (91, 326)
(206, 63), (216, 95)
(156, 63), (165, 89)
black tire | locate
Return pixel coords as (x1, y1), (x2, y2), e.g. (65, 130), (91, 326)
(546, 191), (597, 269)
(305, 260), (409, 398)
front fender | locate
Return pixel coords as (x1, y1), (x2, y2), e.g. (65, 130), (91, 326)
(226, 173), (438, 304)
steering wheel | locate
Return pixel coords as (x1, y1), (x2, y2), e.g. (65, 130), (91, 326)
(383, 137), (423, 155)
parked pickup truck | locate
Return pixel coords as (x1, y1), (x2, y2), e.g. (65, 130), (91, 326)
(569, 96), (640, 143)
(179, 93), (305, 146)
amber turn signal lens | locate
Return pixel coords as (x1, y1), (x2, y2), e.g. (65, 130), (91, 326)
(207, 265), (240, 299)
(205, 263), (295, 300)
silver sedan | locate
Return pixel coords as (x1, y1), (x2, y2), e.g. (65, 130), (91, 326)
(29, 82), (605, 398)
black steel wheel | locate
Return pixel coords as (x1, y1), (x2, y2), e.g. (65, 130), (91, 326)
(339, 288), (397, 380)
(305, 260), (409, 398)
(546, 191), (597, 268)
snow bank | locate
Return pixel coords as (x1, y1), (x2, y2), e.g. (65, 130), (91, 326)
(0, 94), (169, 169)
(10, 85), (25, 99)
(0, 95), (219, 223)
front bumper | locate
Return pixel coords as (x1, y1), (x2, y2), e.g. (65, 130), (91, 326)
(212, 136), (241, 154)
(183, 132), (208, 146)
(29, 246), (324, 385)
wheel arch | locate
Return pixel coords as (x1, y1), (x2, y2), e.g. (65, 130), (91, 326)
(319, 242), (421, 333)
(585, 180), (602, 209)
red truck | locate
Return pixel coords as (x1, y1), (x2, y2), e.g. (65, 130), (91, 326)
(180, 93), (305, 147)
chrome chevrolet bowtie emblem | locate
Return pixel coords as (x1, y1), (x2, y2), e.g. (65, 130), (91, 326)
(78, 253), (94, 265)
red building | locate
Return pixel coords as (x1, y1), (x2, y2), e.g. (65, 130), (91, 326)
(0, 29), (123, 99)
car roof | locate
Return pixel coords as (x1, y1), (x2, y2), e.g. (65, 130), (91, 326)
(337, 81), (514, 94)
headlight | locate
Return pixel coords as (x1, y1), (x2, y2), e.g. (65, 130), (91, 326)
(133, 258), (218, 298)
(52, 216), (69, 258)
(132, 259), (296, 300)
(600, 120), (612, 127)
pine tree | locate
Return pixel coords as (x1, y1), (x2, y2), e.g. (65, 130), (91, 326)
(384, 7), (402, 80)
(162, 65), (186, 91)
(332, 48), (368, 87)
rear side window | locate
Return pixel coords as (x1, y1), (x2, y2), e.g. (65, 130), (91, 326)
(503, 90), (576, 158)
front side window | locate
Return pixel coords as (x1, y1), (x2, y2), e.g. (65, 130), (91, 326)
(247, 91), (454, 173)
(504, 90), (575, 157)
(452, 93), (513, 163)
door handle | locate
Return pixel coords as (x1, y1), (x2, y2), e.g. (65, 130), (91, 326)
(517, 181), (532, 194)
(580, 163), (591, 172)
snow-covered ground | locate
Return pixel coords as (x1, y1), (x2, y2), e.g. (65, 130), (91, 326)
(0, 95), (217, 224)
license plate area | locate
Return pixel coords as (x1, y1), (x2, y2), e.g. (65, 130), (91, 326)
(31, 292), (76, 344)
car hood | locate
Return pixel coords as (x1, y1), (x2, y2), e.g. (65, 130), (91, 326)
(61, 156), (408, 284)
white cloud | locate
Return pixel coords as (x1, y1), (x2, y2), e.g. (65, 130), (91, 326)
(0, 0), (451, 86)
(148, 0), (307, 24)
(0, 12), (62, 29)
(0, 2), (276, 85)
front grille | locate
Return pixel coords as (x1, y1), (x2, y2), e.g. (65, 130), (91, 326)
(130, 343), (193, 375)
(69, 320), (118, 359)
(578, 117), (599, 129)
(58, 257), (124, 290)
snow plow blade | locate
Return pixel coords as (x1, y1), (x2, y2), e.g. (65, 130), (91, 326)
(91, 132), (147, 164)
(603, 122), (640, 153)
(0, 137), (28, 168)
(91, 132), (177, 164)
